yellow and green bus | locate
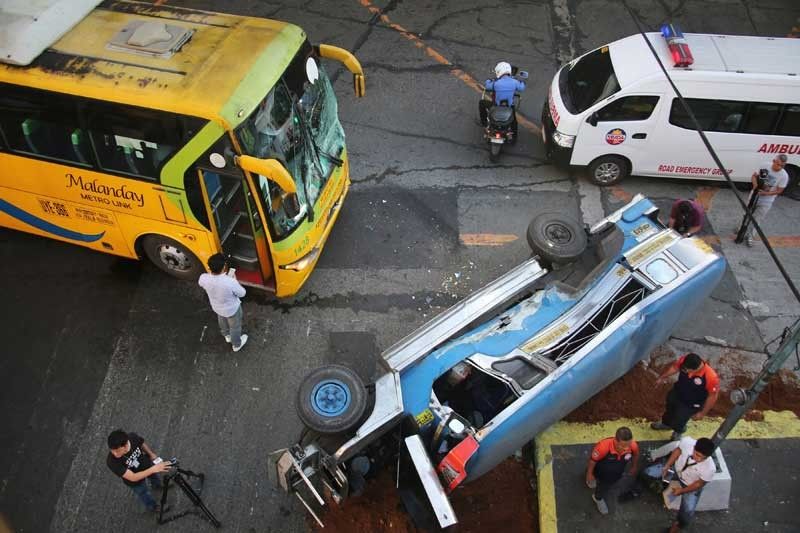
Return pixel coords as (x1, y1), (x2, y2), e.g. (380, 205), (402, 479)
(0, 0), (364, 296)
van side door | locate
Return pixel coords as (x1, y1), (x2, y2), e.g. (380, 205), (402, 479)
(571, 95), (661, 175)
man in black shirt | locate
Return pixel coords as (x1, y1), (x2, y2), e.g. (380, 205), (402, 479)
(106, 429), (171, 512)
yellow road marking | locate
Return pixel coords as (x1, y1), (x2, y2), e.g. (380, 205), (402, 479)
(459, 233), (518, 246)
(357, 0), (540, 134)
(535, 411), (800, 533)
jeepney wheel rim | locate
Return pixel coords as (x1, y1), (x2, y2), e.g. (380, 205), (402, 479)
(310, 379), (352, 417)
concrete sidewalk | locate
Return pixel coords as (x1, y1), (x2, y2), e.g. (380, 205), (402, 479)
(535, 412), (800, 532)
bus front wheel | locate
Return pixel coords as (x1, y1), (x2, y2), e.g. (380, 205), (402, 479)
(142, 235), (204, 281)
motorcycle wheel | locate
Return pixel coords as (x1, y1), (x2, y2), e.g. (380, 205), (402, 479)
(489, 143), (502, 163)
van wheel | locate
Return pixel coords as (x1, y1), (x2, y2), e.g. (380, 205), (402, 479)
(296, 365), (367, 435)
(141, 235), (204, 281)
(526, 212), (587, 265)
(784, 165), (800, 201)
(588, 156), (629, 186)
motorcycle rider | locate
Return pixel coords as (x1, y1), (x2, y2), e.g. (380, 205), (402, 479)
(479, 61), (526, 125)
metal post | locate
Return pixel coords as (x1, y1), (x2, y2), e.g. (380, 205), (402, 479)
(712, 320), (800, 447)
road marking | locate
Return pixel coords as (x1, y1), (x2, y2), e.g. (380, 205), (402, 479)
(696, 186), (719, 212)
(357, 0), (540, 134)
(460, 233), (519, 246)
(535, 412), (800, 533)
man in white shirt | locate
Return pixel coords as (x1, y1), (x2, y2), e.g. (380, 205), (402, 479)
(640, 436), (716, 532)
(742, 154), (789, 247)
(198, 253), (248, 351)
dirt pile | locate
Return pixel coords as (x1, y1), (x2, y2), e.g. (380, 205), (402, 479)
(313, 459), (538, 533)
(566, 362), (800, 424)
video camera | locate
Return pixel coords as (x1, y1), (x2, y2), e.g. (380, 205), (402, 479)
(757, 168), (770, 190)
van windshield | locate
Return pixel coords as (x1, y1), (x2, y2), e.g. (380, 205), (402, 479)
(560, 47), (620, 115)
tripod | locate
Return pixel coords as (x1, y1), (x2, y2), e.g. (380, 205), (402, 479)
(158, 466), (221, 528)
(734, 189), (760, 244)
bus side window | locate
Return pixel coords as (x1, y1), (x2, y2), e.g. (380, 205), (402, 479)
(0, 85), (90, 166)
(86, 103), (180, 181)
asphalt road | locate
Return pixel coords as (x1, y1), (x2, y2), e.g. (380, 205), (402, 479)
(2, 1), (800, 532)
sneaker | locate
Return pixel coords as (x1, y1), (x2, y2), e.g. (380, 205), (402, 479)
(224, 335), (231, 343)
(232, 334), (248, 352)
(670, 431), (683, 441)
(650, 421), (670, 430)
(746, 236), (754, 247)
(592, 494), (609, 515)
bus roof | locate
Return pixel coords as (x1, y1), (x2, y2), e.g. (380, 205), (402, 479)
(0, 1), (306, 128)
(610, 32), (800, 88)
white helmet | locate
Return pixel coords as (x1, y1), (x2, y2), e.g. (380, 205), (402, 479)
(494, 61), (512, 78)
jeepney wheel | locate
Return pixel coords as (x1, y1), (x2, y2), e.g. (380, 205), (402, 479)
(141, 235), (204, 281)
(526, 212), (587, 266)
(296, 364), (367, 435)
(588, 155), (629, 186)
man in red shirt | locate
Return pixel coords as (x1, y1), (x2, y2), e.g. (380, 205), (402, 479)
(585, 426), (639, 515)
(651, 353), (720, 440)
(668, 199), (705, 237)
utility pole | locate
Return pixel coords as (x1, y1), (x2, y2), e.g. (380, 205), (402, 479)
(712, 319), (800, 447)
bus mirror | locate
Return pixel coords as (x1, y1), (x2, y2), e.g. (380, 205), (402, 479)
(235, 155), (297, 194)
(318, 43), (366, 97)
(587, 112), (599, 127)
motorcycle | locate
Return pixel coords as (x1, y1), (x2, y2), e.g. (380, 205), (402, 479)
(481, 66), (528, 162)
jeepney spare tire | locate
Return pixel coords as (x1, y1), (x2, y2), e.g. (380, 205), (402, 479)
(526, 212), (587, 266)
(296, 364), (368, 435)
(587, 155), (630, 186)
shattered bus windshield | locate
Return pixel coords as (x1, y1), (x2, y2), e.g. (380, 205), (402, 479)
(560, 46), (620, 115)
(236, 42), (346, 240)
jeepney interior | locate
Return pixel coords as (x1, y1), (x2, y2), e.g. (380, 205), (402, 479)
(429, 220), (641, 432)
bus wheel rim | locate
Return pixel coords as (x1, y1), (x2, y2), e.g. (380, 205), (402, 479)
(158, 244), (192, 272)
(310, 380), (351, 417)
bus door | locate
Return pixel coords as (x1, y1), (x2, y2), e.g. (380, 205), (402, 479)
(199, 168), (273, 287)
(572, 95), (662, 171)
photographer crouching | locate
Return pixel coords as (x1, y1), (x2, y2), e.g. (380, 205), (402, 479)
(106, 429), (172, 514)
(740, 154), (789, 247)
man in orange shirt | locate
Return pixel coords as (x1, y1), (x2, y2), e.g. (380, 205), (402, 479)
(585, 426), (639, 515)
(651, 353), (720, 440)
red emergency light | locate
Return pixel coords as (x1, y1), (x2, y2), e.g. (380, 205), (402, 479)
(661, 23), (694, 67)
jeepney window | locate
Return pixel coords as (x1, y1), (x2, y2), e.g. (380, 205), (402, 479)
(777, 105), (800, 136)
(645, 258), (677, 285)
(596, 96), (659, 122)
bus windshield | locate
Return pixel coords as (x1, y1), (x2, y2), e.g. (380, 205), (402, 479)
(236, 43), (345, 240)
(560, 47), (620, 115)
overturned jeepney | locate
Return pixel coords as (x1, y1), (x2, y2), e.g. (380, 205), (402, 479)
(271, 195), (725, 528)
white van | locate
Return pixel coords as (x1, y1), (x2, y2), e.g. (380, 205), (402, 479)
(541, 26), (800, 190)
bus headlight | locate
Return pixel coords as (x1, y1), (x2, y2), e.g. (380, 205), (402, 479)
(552, 130), (575, 148)
(280, 246), (321, 272)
